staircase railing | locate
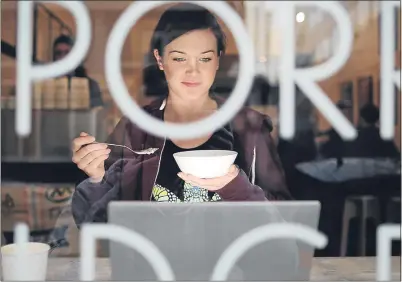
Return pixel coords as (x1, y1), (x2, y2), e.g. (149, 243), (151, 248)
(33, 3), (74, 62)
(1, 3), (73, 63)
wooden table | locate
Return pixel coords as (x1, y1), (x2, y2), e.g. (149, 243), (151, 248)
(46, 256), (401, 281)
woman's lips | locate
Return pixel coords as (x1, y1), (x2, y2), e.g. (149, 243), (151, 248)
(181, 82), (201, 87)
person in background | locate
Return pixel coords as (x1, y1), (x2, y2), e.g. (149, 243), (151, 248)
(53, 34), (103, 107)
(345, 103), (400, 158)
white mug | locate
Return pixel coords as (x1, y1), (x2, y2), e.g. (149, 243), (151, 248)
(1, 242), (50, 281)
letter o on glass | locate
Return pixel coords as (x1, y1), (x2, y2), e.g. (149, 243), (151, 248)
(105, 1), (255, 140)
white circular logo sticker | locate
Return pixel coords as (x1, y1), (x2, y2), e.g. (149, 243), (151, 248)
(105, 1), (255, 140)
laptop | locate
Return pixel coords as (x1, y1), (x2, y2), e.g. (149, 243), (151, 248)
(108, 201), (321, 281)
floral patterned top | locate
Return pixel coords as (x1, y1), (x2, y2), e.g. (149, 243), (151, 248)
(151, 126), (234, 203)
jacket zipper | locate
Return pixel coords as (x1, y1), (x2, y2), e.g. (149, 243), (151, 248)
(149, 138), (167, 201)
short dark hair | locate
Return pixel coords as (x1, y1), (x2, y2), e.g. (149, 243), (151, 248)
(150, 3), (226, 56)
(360, 103), (379, 124)
(53, 35), (74, 61)
(53, 34), (74, 49)
(144, 3), (226, 97)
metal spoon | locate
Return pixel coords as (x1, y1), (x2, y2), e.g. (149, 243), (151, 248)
(93, 142), (159, 155)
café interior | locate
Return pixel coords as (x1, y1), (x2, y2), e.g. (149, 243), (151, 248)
(1, 1), (401, 280)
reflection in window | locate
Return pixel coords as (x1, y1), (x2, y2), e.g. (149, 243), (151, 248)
(370, 1), (379, 18)
(357, 76), (374, 109)
(340, 81), (354, 122)
(356, 1), (371, 28)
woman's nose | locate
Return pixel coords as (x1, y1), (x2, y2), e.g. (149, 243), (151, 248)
(185, 59), (199, 74)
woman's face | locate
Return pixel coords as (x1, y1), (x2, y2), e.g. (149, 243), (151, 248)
(154, 29), (220, 100)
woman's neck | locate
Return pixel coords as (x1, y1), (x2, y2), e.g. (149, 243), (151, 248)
(164, 93), (217, 123)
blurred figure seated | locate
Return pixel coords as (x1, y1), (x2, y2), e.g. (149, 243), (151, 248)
(344, 104), (400, 159)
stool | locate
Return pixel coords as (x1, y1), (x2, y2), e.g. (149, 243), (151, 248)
(386, 197), (401, 256)
(340, 195), (381, 256)
(386, 196), (401, 223)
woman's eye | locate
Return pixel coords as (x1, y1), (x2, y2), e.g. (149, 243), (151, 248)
(200, 58), (212, 62)
(173, 58), (185, 62)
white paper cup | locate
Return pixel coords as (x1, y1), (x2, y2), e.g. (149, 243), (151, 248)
(1, 242), (50, 281)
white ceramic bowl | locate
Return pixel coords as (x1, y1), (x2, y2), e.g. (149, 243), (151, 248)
(173, 150), (238, 179)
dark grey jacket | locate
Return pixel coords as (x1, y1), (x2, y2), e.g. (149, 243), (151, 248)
(71, 97), (292, 227)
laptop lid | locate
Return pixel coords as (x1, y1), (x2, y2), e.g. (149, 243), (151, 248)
(108, 201), (321, 281)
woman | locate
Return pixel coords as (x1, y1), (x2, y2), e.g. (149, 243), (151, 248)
(71, 3), (292, 227)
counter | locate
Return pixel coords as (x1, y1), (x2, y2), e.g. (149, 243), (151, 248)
(45, 256), (400, 280)
(1, 108), (111, 183)
(1, 108), (109, 163)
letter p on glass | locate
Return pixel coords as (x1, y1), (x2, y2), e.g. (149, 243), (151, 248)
(16, 1), (91, 136)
